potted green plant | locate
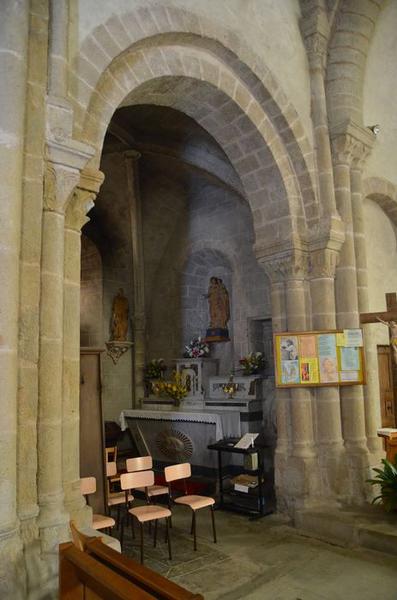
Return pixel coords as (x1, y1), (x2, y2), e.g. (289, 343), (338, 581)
(367, 457), (397, 512)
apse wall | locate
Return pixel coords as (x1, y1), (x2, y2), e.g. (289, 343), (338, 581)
(142, 167), (271, 374)
(84, 153), (134, 421)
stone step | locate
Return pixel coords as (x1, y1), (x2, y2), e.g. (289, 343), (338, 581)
(294, 505), (397, 557)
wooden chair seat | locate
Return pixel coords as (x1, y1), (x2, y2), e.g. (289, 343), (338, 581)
(175, 495), (215, 511)
(92, 514), (116, 530)
(129, 504), (171, 524)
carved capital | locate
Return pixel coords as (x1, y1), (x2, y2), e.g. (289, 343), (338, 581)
(331, 120), (375, 168)
(300, 4), (330, 69)
(65, 189), (96, 231)
(260, 250), (310, 283)
(44, 163), (80, 214)
(309, 248), (339, 279)
(65, 168), (104, 232)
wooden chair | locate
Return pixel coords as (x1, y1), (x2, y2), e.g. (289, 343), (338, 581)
(164, 463), (217, 551)
(120, 470), (172, 564)
(105, 445), (117, 464)
(106, 461), (133, 528)
(126, 456), (169, 501)
(80, 476), (115, 534)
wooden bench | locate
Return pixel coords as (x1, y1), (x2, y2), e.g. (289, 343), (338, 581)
(59, 534), (204, 599)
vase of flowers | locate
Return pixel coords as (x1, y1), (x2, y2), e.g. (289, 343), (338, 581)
(239, 351), (266, 376)
(152, 371), (188, 406)
(144, 358), (167, 379)
(184, 337), (210, 359)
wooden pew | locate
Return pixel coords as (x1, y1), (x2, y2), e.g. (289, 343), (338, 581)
(59, 534), (204, 600)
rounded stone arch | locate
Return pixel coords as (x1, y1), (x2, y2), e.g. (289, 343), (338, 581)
(70, 5), (316, 214)
(76, 44), (315, 253)
(69, 7), (320, 246)
(363, 176), (397, 226)
(326, 0), (386, 127)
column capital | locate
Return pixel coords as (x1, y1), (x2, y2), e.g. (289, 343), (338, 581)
(44, 137), (96, 214)
(259, 249), (310, 283)
(330, 119), (375, 168)
(44, 162), (80, 214)
(300, 4), (330, 70)
(65, 169), (104, 232)
(309, 248), (339, 279)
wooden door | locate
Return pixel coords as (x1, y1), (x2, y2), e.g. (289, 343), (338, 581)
(80, 349), (106, 513)
(377, 345), (396, 428)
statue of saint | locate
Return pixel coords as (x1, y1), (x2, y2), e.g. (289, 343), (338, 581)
(111, 288), (129, 341)
(207, 277), (230, 330)
(377, 317), (397, 364)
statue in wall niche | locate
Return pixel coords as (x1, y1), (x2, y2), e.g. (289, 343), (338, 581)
(204, 277), (230, 343)
(111, 288), (129, 341)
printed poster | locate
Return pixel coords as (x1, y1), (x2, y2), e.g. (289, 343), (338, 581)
(280, 336), (299, 361)
(299, 335), (316, 358)
(340, 346), (360, 371)
(300, 358), (319, 384)
(344, 329), (363, 347)
(281, 360), (300, 385)
(318, 334), (337, 358)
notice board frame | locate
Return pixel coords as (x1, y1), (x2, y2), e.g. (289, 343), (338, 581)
(274, 329), (366, 388)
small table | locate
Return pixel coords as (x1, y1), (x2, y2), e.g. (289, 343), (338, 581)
(208, 438), (272, 519)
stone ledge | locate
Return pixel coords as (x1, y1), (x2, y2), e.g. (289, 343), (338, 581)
(293, 505), (397, 557)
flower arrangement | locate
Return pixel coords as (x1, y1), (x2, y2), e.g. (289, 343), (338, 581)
(152, 371), (188, 404)
(239, 351), (266, 376)
(184, 337), (210, 359)
(144, 358), (167, 379)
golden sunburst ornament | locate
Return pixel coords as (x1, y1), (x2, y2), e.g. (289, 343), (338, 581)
(156, 429), (193, 460)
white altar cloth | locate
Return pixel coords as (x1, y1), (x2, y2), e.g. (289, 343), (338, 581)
(119, 409), (240, 440)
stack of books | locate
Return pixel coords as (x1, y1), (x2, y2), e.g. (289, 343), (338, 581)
(231, 474), (258, 493)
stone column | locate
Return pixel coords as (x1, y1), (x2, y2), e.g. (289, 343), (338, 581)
(37, 138), (93, 568)
(332, 129), (370, 502)
(285, 252), (318, 506)
(350, 142), (382, 457)
(124, 151), (146, 405)
(262, 251), (318, 508)
(63, 169), (104, 524)
(261, 261), (290, 511)
(0, 1), (29, 597)
(309, 247), (345, 499)
(301, 9), (337, 217)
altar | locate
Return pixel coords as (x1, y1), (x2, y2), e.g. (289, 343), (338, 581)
(120, 408), (240, 472)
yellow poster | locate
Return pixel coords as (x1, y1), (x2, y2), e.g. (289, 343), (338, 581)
(336, 332), (345, 346)
(300, 357), (319, 384)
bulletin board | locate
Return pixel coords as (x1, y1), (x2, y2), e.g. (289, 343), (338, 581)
(274, 329), (366, 388)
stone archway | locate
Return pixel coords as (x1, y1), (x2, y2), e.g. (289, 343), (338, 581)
(65, 8), (326, 516)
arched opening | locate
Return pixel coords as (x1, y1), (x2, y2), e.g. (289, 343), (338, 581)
(75, 34), (314, 518)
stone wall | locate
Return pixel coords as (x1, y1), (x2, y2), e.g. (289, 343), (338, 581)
(141, 160), (271, 376)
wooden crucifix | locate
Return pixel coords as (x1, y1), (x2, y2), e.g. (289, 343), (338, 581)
(360, 292), (397, 365)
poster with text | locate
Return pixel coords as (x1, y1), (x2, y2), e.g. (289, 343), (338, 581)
(281, 360), (300, 384)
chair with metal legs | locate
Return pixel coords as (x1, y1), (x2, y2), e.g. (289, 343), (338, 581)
(106, 461), (133, 529)
(120, 470), (172, 564)
(80, 476), (116, 535)
(126, 456), (169, 502)
(164, 463), (217, 551)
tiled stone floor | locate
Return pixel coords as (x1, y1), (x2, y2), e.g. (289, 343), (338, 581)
(114, 505), (397, 599)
